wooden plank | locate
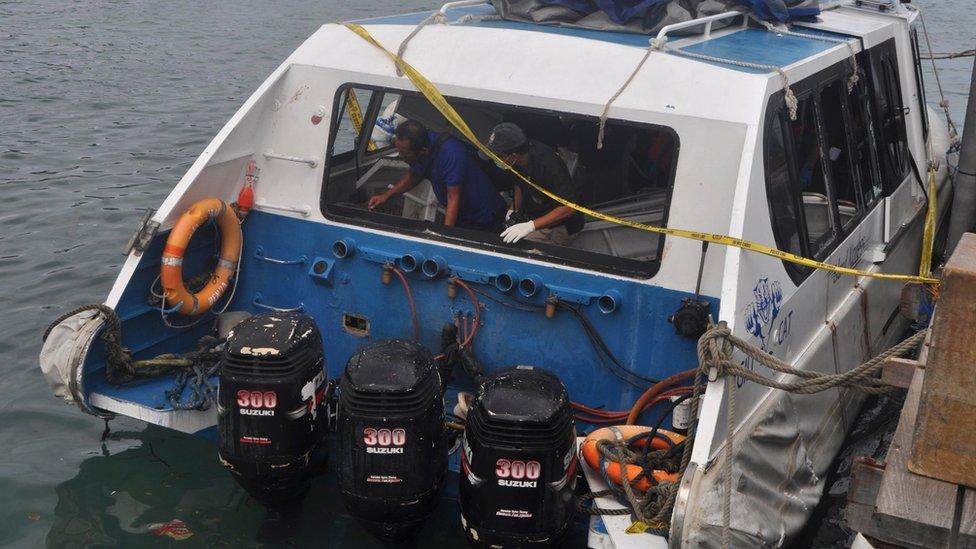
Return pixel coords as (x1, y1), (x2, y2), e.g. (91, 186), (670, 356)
(911, 233), (976, 488)
(848, 457), (886, 505)
(882, 357), (922, 389)
(864, 368), (976, 547)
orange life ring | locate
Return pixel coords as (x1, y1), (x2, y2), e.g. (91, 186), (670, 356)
(161, 198), (242, 315)
(581, 425), (686, 491)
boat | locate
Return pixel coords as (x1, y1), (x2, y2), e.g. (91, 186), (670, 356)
(39, 0), (955, 546)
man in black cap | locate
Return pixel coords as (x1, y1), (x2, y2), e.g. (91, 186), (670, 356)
(484, 122), (584, 246)
(368, 120), (505, 232)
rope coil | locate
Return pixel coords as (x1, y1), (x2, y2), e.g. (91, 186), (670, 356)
(697, 323), (925, 395)
(44, 304), (224, 409)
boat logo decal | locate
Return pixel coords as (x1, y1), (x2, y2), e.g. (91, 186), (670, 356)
(741, 277), (794, 387)
(743, 277), (782, 348)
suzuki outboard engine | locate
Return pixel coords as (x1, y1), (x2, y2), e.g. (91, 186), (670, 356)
(217, 313), (327, 505)
(337, 339), (447, 539)
(460, 366), (577, 547)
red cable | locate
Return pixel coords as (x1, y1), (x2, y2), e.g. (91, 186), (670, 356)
(626, 368), (698, 425)
(389, 266), (420, 341)
(572, 387), (693, 424)
(453, 278), (480, 348)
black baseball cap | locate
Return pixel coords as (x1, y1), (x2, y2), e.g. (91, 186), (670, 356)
(479, 122), (526, 160)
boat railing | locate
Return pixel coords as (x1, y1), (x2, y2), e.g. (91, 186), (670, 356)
(438, 0), (488, 17)
(433, 1), (750, 49)
(652, 10), (749, 48)
(851, 0), (900, 13)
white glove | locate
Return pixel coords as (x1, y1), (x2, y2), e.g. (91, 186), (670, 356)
(505, 209), (514, 222)
(500, 221), (536, 243)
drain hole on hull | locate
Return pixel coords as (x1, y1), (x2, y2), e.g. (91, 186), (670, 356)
(343, 313), (370, 337)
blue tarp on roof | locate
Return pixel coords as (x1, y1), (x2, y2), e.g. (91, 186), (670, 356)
(490, 0), (820, 35)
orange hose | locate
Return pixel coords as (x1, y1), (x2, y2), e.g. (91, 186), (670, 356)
(389, 266), (420, 340)
(453, 278), (480, 348)
(574, 387), (692, 423)
(626, 369), (698, 425)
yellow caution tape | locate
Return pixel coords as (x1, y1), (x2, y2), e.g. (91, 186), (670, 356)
(919, 163), (937, 278)
(344, 88), (377, 152)
(626, 520), (669, 534)
(343, 23), (939, 286)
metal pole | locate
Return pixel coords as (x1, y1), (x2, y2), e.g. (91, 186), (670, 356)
(946, 57), (976, 254)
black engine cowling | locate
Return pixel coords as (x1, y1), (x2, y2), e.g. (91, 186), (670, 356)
(217, 313), (327, 505)
(460, 366), (577, 547)
(336, 339), (447, 539)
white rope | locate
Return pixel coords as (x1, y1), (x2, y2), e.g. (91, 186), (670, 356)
(759, 21), (860, 92)
(669, 46), (800, 120)
(917, 8), (960, 144)
(722, 374), (736, 549)
(920, 49), (975, 60)
(597, 37), (803, 149)
(394, 12), (446, 77)
(597, 46), (656, 149)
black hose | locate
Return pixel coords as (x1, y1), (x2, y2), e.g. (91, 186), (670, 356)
(641, 393), (693, 461)
(556, 301), (661, 386)
(465, 285), (661, 387)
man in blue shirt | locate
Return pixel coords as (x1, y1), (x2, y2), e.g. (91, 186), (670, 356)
(367, 120), (505, 232)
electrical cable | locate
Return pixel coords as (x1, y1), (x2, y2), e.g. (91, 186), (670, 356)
(466, 283), (659, 389)
(641, 393), (693, 461)
(467, 284), (543, 312)
(557, 301), (662, 386)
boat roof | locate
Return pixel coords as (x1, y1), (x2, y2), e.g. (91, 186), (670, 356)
(351, 3), (897, 72)
(283, 2), (904, 125)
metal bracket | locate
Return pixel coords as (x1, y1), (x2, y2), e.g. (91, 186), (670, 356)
(546, 284), (600, 305)
(357, 246), (398, 265)
(852, 0), (896, 13)
(452, 266), (492, 284)
(122, 208), (159, 257)
(263, 151), (318, 168)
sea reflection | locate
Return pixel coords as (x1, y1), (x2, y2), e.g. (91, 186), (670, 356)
(46, 425), (479, 548)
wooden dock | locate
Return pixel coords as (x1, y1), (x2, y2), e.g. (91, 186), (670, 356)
(847, 234), (976, 548)
(847, 367), (976, 547)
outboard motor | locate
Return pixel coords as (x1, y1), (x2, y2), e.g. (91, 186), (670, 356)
(217, 313), (327, 505)
(337, 339), (447, 539)
(460, 366), (577, 547)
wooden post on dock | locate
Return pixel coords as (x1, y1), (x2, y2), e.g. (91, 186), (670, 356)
(910, 233), (976, 488)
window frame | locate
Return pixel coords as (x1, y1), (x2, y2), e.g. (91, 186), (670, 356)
(910, 28), (929, 143)
(763, 93), (812, 283)
(319, 83), (682, 280)
(763, 55), (886, 285)
(866, 38), (911, 193)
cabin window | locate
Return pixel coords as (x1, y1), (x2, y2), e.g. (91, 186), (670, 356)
(764, 55), (892, 283)
(847, 72), (885, 208)
(764, 108), (808, 280)
(818, 79), (863, 231)
(320, 85), (679, 279)
(868, 41), (910, 191)
(791, 95), (839, 257)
